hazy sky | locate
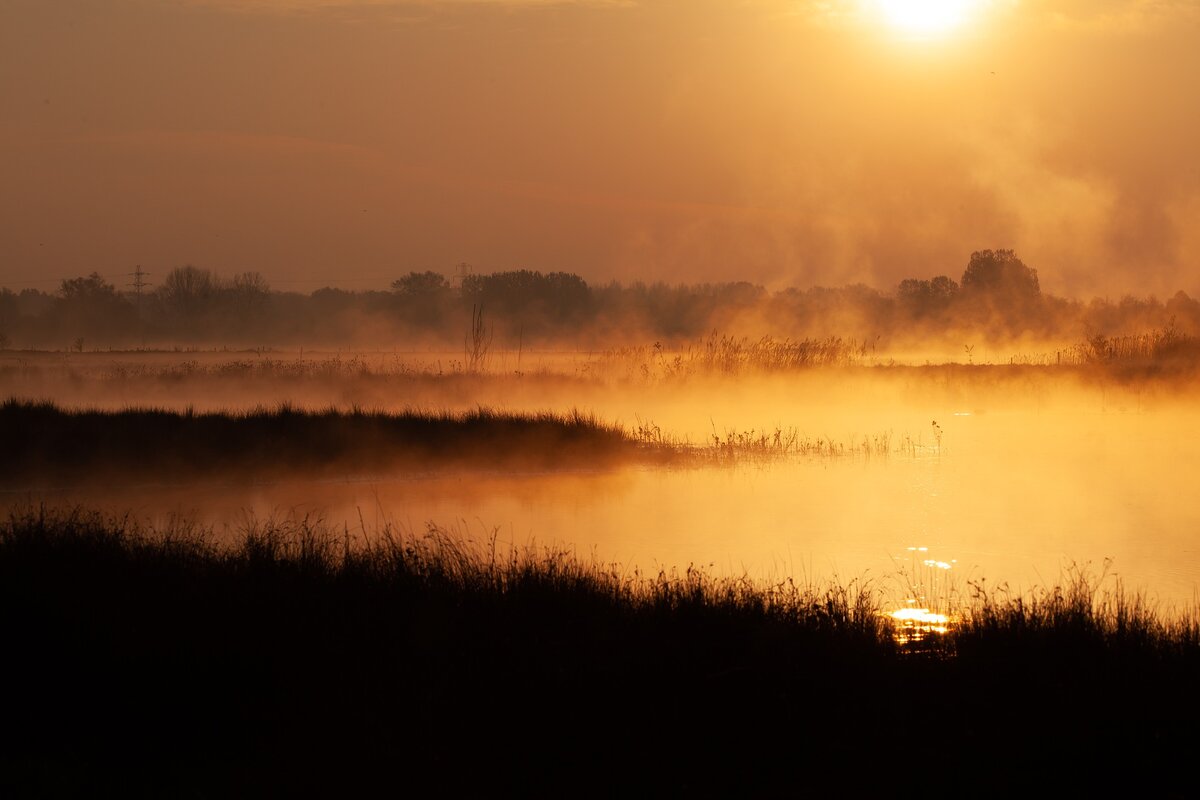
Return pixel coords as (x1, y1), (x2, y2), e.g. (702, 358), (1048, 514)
(3, 0), (1198, 296)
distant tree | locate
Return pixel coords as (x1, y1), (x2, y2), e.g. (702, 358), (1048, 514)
(55, 273), (133, 341)
(310, 286), (354, 310)
(897, 279), (927, 300)
(159, 265), (218, 316)
(392, 271), (449, 296)
(227, 271), (271, 315)
(1166, 291), (1200, 335)
(0, 288), (18, 348)
(898, 275), (958, 316)
(17, 289), (55, 317)
(231, 270), (270, 295)
(930, 275), (959, 301)
(59, 272), (119, 302)
(960, 250), (1039, 299)
(956, 249), (1045, 335)
(460, 270), (593, 336)
(390, 271), (452, 330)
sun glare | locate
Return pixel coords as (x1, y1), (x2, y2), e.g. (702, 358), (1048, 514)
(875, 0), (977, 36)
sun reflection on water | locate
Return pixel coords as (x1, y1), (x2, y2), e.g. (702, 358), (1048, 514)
(888, 605), (954, 644)
(887, 545), (961, 646)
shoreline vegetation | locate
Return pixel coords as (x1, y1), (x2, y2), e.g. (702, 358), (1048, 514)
(0, 400), (933, 488)
(3, 329), (1199, 425)
(3, 507), (1199, 792)
(4, 323), (1200, 375)
(0, 400), (645, 486)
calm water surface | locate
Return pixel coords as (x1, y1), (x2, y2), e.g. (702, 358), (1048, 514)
(16, 405), (1200, 607)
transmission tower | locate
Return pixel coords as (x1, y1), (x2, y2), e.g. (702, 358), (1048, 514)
(453, 262), (472, 289)
(128, 266), (150, 299)
(126, 266), (151, 348)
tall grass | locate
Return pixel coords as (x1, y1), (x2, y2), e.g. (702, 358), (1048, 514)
(584, 334), (867, 382)
(5, 506), (1197, 656)
(0, 399), (645, 486)
(1055, 323), (1200, 368)
(959, 560), (1200, 654)
(4, 507), (1200, 793)
(3, 399), (937, 487)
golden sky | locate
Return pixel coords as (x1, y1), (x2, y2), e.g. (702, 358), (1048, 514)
(3, 0), (1198, 295)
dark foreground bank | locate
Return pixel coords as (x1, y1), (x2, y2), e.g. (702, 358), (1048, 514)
(3, 509), (1199, 796)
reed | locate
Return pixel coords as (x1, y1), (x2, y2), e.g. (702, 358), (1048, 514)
(1055, 323), (1200, 368)
(4, 507), (1200, 793)
(3, 399), (939, 488)
(0, 399), (643, 486)
(3, 507), (1198, 793)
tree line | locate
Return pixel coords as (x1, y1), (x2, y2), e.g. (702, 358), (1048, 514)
(1, 251), (1198, 351)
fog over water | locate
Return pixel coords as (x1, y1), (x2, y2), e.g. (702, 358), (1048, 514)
(8, 349), (1199, 608)
(8, 1), (1200, 788)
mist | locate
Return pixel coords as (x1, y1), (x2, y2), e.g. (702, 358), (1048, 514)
(5, 1), (1200, 296)
(5, 251), (1200, 362)
(6, 0), (1200, 790)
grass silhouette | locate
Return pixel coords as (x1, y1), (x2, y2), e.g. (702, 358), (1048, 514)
(2, 399), (935, 488)
(3, 507), (1199, 794)
(0, 399), (644, 486)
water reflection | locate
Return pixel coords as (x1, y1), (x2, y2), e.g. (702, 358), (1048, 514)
(888, 546), (959, 646)
(6, 406), (1200, 607)
(888, 604), (954, 646)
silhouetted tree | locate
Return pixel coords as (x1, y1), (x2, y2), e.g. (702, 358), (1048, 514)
(392, 271), (449, 296)
(390, 271), (452, 330)
(310, 287), (355, 314)
(159, 265), (218, 317)
(960, 250), (1039, 299)
(17, 289), (54, 318)
(956, 249), (1044, 335)
(461, 270), (593, 337)
(227, 271), (270, 313)
(898, 275), (959, 317)
(60, 272), (118, 303)
(55, 273), (134, 342)
(0, 289), (14, 349)
(1166, 291), (1200, 335)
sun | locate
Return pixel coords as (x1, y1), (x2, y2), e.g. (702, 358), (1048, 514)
(874, 0), (977, 36)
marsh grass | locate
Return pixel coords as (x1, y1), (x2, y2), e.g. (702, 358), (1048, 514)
(4, 507), (1200, 793)
(7, 332), (1200, 427)
(628, 422), (926, 464)
(0, 399), (646, 486)
(3, 399), (934, 488)
(703, 427), (921, 460)
(583, 333), (867, 383)
(959, 560), (1200, 655)
(0, 506), (892, 792)
(1047, 323), (1200, 372)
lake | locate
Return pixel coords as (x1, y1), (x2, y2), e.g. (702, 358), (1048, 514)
(10, 356), (1197, 609)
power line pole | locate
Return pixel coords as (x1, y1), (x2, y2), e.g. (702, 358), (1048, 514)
(453, 262), (472, 289)
(129, 265), (149, 298)
(127, 266), (151, 348)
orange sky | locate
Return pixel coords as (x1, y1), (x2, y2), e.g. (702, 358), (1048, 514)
(3, 0), (1198, 296)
